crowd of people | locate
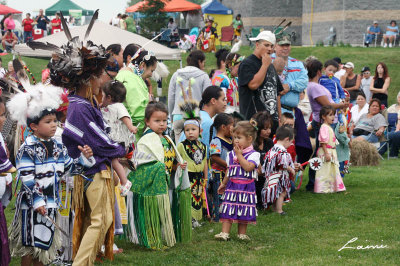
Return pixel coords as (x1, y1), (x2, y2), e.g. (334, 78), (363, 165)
(0, 9), (397, 265)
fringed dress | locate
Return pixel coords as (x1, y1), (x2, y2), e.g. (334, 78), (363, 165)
(126, 129), (191, 249)
(315, 124), (346, 193)
(219, 147), (260, 224)
(9, 135), (94, 265)
(0, 133), (14, 266)
(177, 139), (207, 222)
(261, 144), (293, 208)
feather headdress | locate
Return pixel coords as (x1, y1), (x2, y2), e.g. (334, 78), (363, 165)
(178, 75), (201, 127)
(26, 10), (108, 90)
(6, 59), (63, 126)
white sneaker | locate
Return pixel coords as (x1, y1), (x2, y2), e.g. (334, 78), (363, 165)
(389, 43), (393, 48)
(215, 232), (230, 241)
(237, 234), (251, 241)
(383, 43), (387, 48)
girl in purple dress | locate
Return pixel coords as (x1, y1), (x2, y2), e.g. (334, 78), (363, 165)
(215, 120), (260, 241)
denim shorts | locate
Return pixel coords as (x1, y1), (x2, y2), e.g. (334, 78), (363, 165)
(352, 132), (379, 143)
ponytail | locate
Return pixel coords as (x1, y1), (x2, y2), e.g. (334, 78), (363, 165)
(209, 113), (233, 144)
(200, 85), (223, 110)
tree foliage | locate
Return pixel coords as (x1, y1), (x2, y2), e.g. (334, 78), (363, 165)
(126, 0), (141, 7)
(138, 0), (169, 38)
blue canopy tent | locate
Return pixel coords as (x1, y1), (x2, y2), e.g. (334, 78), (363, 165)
(202, 0), (232, 15)
(202, 0), (233, 45)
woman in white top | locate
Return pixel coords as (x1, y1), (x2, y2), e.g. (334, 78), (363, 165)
(350, 92), (369, 125)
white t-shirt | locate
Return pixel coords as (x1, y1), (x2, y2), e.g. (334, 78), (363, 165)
(334, 68), (346, 80)
(111, 17), (120, 27)
(360, 77), (372, 102)
(101, 103), (132, 147)
(350, 103), (369, 125)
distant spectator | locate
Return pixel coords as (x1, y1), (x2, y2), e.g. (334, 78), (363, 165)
(2, 29), (18, 51)
(177, 34), (192, 51)
(365, 21), (381, 47)
(383, 20), (398, 48)
(360, 66), (372, 102)
(67, 16), (75, 28)
(340, 62), (361, 104)
(110, 13), (121, 27)
(22, 13), (34, 43)
(231, 14), (243, 40)
(51, 13), (62, 34)
(35, 9), (50, 36)
(333, 57), (345, 80)
(119, 14), (127, 30)
(125, 15), (136, 33)
(167, 18), (178, 35)
(369, 62), (390, 107)
(350, 92), (369, 125)
(386, 92), (400, 158)
(4, 13), (15, 31)
(351, 99), (387, 144)
(0, 13), (11, 35)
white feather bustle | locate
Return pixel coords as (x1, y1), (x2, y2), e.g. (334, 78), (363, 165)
(7, 84), (64, 126)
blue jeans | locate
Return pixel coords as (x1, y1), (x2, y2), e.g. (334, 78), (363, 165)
(23, 31), (32, 43)
(209, 171), (224, 222)
(365, 33), (377, 44)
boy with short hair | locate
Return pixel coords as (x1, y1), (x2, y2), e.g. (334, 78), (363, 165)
(319, 59), (346, 103)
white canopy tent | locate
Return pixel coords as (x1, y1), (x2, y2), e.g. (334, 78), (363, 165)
(14, 21), (181, 61)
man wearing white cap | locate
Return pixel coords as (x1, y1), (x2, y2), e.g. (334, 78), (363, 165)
(238, 30), (283, 130)
(365, 21), (381, 47)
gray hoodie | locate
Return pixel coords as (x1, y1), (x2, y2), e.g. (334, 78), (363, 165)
(168, 66), (212, 116)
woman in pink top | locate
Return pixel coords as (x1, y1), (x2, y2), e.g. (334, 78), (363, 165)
(4, 14), (15, 31)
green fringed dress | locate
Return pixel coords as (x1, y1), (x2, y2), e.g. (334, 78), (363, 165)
(126, 130), (191, 249)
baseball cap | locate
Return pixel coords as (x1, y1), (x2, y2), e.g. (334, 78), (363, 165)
(333, 57), (342, 64)
(276, 35), (291, 45)
(373, 20), (378, 24)
(361, 66), (370, 72)
(344, 62), (354, 69)
(249, 30), (276, 45)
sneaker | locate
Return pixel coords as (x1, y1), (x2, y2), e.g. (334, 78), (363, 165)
(389, 43), (393, 48)
(237, 234), (251, 241)
(120, 180), (132, 197)
(383, 43), (387, 48)
(215, 232), (230, 241)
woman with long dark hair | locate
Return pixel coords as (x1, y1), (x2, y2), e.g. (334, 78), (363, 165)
(369, 62), (390, 107)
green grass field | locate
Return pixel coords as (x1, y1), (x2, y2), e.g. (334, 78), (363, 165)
(3, 46), (400, 265)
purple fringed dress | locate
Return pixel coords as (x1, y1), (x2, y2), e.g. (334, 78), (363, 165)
(219, 147), (260, 224)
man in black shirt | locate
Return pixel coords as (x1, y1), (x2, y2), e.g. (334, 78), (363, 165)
(238, 30), (284, 131)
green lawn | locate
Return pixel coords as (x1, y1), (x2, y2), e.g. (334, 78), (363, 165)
(3, 46), (400, 265)
(6, 158), (400, 265)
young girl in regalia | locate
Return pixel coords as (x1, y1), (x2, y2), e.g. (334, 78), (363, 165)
(177, 101), (208, 226)
(126, 102), (191, 249)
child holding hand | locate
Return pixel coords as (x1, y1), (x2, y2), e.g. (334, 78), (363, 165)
(262, 126), (296, 215)
(215, 120), (260, 241)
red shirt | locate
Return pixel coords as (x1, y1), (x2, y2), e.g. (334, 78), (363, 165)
(51, 18), (61, 31)
(22, 18), (34, 32)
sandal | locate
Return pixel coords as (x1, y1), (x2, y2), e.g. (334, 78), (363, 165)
(237, 234), (251, 241)
(214, 232), (230, 241)
(120, 180), (132, 197)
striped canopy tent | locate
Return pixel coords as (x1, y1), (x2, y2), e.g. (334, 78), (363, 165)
(45, 0), (94, 16)
(126, 0), (201, 13)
